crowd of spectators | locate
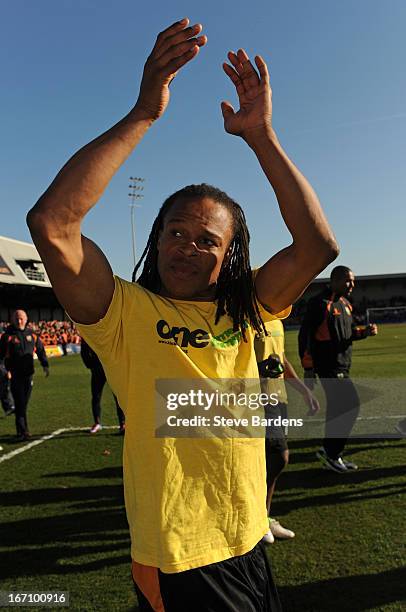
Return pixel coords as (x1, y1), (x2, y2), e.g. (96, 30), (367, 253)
(2, 294), (406, 340)
(0, 320), (80, 347)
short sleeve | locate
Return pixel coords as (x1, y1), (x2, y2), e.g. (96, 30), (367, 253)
(251, 268), (292, 323)
(256, 300), (292, 323)
(71, 275), (125, 363)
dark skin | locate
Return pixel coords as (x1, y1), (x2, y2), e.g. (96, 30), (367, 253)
(331, 269), (355, 298)
(331, 269), (378, 336)
(27, 17), (338, 324)
(157, 197), (234, 300)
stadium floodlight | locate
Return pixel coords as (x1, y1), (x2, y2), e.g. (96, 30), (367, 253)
(128, 177), (145, 269)
(366, 306), (406, 325)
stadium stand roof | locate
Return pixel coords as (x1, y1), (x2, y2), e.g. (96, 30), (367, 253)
(0, 235), (51, 287)
(312, 272), (406, 283)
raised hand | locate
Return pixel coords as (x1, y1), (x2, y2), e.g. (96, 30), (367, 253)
(135, 18), (207, 121)
(368, 323), (378, 336)
(221, 49), (272, 138)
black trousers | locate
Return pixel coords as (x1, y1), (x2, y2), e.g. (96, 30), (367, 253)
(134, 542), (281, 612)
(90, 366), (125, 426)
(10, 375), (33, 436)
(319, 372), (360, 459)
(0, 373), (15, 414)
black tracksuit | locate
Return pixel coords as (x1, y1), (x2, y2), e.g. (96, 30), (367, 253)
(80, 339), (124, 427)
(0, 325), (49, 436)
(299, 287), (369, 458)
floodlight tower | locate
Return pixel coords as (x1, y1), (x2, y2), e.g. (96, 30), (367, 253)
(128, 177), (145, 269)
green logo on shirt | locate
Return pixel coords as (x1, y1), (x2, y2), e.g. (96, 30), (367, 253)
(210, 321), (248, 349)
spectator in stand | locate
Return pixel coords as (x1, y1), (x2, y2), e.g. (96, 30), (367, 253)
(58, 330), (68, 356)
(0, 310), (49, 440)
(27, 320), (79, 348)
(80, 338), (125, 435)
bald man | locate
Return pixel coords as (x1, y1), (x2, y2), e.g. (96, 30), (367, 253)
(0, 310), (49, 440)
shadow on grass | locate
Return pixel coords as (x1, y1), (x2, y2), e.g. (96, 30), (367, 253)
(286, 436), (405, 452)
(272, 463), (406, 515)
(0, 483), (130, 579)
(0, 482), (125, 507)
(278, 566), (406, 611)
(42, 466), (123, 479)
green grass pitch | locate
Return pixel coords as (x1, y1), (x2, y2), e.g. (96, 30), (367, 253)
(0, 325), (405, 611)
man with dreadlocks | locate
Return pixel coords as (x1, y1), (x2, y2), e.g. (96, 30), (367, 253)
(28, 17), (338, 612)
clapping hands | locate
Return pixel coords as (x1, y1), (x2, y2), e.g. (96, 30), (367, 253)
(135, 18), (273, 140)
(135, 18), (207, 121)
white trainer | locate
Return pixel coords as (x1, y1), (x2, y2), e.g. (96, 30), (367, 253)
(90, 423), (102, 434)
(269, 519), (295, 540)
(262, 529), (275, 544)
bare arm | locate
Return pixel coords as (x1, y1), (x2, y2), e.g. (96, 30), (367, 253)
(221, 50), (339, 313)
(284, 356), (320, 415)
(27, 18), (207, 324)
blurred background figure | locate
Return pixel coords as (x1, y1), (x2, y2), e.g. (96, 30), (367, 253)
(80, 338), (125, 435)
(299, 266), (378, 472)
(0, 357), (15, 416)
(255, 318), (319, 544)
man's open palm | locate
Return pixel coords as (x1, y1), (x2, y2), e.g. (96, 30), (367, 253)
(221, 49), (272, 137)
(136, 18), (207, 121)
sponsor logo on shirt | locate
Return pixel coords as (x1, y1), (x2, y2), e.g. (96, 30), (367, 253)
(156, 320), (209, 348)
(156, 319), (249, 350)
(210, 323), (248, 349)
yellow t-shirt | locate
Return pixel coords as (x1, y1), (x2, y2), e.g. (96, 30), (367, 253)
(254, 319), (288, 404)
(76, 276), (290, 573)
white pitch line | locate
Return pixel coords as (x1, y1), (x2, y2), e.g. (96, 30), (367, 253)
(306, 415), (405, 424)
(0, 425), (118, 464)
(1, 416), (404, 464)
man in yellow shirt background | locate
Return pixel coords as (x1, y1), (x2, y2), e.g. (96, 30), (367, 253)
(255, 319), (320, 544)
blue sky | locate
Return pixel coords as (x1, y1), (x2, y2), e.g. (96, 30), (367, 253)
(1, 0), (405, 280)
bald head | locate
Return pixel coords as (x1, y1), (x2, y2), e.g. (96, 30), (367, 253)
(12, 310), (28, 330)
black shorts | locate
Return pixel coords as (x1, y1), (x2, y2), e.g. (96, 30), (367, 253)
(134, 541), (282, 612)
(264, 402), (288, 453)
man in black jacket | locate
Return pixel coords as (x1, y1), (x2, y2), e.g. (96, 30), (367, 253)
(0, 310), (49, 440)
(299, 266), (377, 472)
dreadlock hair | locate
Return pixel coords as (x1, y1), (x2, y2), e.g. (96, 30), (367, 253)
(132, 183), (265, 339)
